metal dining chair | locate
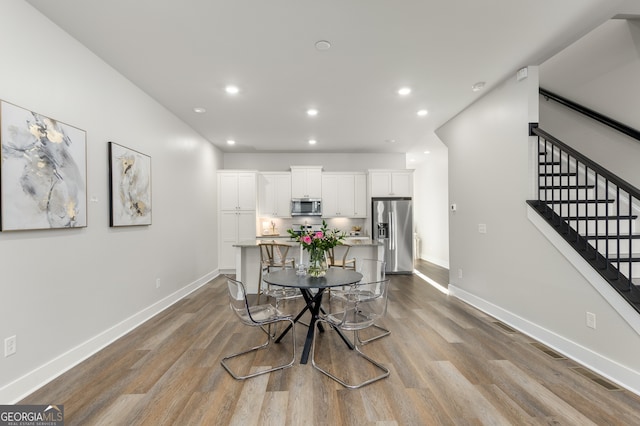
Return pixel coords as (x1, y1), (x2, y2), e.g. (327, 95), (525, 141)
(221, 276), (296, 380)
(332, 259), (390, 345)
(311, 278), (391, 389)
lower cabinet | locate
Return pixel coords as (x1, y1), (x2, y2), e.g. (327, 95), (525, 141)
(219, 210), (256, 270)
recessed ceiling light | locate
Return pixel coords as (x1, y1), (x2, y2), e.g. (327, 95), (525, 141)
(385, 139), (397, 144)
(225, 85), (240, 95)
(417, 109), (428, 117)
(226, 139), (236, 145)
(308, 139), (317, 145)
(471, 82), (485, 92)
(398, 87), (412, 96)
(315, 40), (331, 51)
(193, 107), (206, 113)
(424, 150), (431, 154)
(307, 108), (318, 116)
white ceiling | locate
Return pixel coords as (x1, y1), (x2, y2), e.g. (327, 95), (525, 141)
(25, 0), (625, 161)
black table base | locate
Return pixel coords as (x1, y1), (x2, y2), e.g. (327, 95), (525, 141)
(275, 288), (354, 364)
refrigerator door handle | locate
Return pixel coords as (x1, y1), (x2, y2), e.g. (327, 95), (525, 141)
(389, 211), (395, 250)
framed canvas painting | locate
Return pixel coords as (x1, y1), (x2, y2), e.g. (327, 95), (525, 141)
(0, 100), (87, 231)
(108, 142), (152, 226)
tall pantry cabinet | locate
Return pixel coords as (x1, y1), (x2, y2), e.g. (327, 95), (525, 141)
(218, 171), (257, 270)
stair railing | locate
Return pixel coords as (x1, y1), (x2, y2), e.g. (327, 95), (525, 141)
(531, 126), (640, 302)
(540, 88), (640, 142)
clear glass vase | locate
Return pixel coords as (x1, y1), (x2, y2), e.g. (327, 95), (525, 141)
(307, 247), (328, 277)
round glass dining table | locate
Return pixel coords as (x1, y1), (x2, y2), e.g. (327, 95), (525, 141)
(263, 268), (363, 364)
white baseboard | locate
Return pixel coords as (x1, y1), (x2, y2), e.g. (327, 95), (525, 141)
(0, 269), (219, 404)
(449, 284), (640, 396)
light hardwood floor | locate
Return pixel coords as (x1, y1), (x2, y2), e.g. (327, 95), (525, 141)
(21, 273), (640, 425)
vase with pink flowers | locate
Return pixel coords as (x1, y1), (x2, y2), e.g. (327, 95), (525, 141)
(287, 220), (345, 277)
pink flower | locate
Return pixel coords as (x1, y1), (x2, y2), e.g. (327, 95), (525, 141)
(302, 235), (312, 244)
(314, 231), (324, 239)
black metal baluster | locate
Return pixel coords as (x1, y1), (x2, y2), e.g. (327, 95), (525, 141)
(605, 178), (610, 266)
(575, 156), (580, 238)
(587, 170), (600, 253)
(538, 136), (543, 202)
(628, 192), (634, 290)
(616, 186), (621, 280)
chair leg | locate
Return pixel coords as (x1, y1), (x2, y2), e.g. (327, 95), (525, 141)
(221, 318), (296, 380)
(311, 319), (389, 389)
(356, 323), (391, 345)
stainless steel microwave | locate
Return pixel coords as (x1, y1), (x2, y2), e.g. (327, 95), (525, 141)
(291, 198), (322, 216)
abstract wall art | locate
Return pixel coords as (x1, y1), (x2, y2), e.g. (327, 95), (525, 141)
(0, 100), (87, 231)
(108, 142), (152, 227)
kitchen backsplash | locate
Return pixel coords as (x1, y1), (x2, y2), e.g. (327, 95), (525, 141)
(257, 217), (367, 238)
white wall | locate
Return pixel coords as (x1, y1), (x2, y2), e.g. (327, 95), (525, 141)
(412, 143), (450, 268)
(540, 19), (640, 188)
(437, 65), (640, 393)
(0, 1), (222, 403)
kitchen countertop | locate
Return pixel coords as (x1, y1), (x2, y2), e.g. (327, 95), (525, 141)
(235, 237), (381, 247)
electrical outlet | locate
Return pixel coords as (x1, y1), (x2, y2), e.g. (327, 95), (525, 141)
(5, 335), (16, 357)
(586, 312), (596, 329)
(156, 278), (161, 289)
(458, 268), (463, 279)
(478, 223), (487, 234)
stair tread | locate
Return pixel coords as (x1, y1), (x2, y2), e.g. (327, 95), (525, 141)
(544, 199), (614, 204)
(539, 185), (595, 189)
(608, 256), (640, 262)
(561, 215), (638, 220)
(585, 233), (640, 240)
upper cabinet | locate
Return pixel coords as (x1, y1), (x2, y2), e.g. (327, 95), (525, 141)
(369, 170), (413, 197)
(258, 172), (291, 217)
(321, 172), (366, 218)
(353, 173), (367, 217)
(291, 166), (322, 198)
(218, 171), (257, 211)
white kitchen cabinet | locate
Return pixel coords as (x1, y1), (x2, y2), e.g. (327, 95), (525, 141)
(218, 171), (257, 270)
(321, 172), (366, 218)
(369, 170), (413, 197)
(353, 173), (367, 218)
(322, 173), (354, 217)
(218, 171), (257, 210)
(219, 210), (256, 269)
(291, 166), (322, 198)
(258, 172), (291, 217)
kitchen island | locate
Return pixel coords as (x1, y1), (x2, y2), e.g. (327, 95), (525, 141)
(232, 237), (383, 294)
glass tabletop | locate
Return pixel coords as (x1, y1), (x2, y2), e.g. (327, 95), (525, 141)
(263, 268), (363, 289)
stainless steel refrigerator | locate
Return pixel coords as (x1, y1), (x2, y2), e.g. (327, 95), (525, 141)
(372, 198), (413, 274)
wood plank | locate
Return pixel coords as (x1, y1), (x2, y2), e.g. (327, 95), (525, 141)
(17, 273), (640, 425)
